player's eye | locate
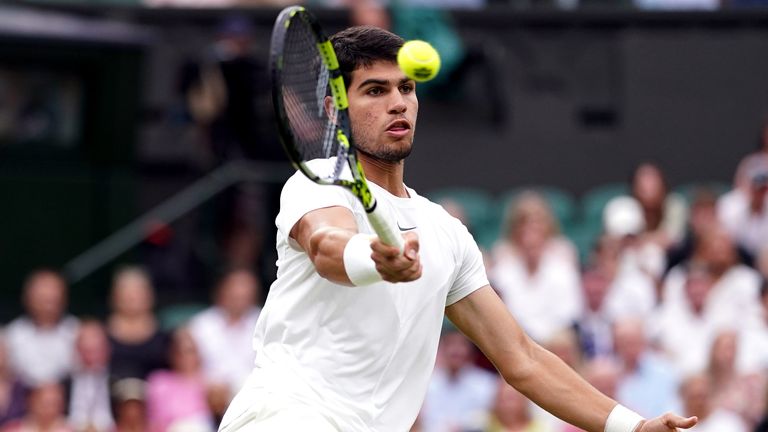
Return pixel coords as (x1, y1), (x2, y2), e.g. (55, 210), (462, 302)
(366, 87), (383, 96)
(400, 84), (414, 94)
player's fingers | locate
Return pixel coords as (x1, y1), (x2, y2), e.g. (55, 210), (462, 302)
(370, 239), (401, 259)
(403, 232), (420, 260)
(662, 413), (697, 429)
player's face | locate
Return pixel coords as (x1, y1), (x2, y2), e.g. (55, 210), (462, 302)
(346, 60), (418, 162)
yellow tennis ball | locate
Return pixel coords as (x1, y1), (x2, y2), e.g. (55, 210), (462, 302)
(397, 40), (441, 82)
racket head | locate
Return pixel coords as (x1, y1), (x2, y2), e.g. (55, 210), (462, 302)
(270, 6), (358, 189)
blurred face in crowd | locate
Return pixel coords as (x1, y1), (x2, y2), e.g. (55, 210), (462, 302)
(76, 321), (110, 371)
(582, 269), (610, 312)
(613, 319), (646, 369)
(24, 271), (67, 327)
(216, 270), (260, 319)
(632, 164), (666, 210)
(696, 227), (736, 274)
(28, 383), (66, 426)
(0, 336), (8, 375)
(689, 192), (718, 236)
(684, 266), (713, 314)
(114, 399), (146, 429)
(709, 330), (738, 374)
(170, 328), (201, 375)
(492, 382), (531, 426)
(509, 194), (554, 263)
(680, 375), (711, 418)
(439, 331), (473, 375)
(111, 269), (155, 317)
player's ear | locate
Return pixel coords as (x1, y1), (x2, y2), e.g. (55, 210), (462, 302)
(324, 95), (338, 122)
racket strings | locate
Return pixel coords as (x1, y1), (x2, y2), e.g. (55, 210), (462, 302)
(281, 19), (346, 180)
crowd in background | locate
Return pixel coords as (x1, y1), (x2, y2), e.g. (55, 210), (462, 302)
(1, 123), (768, 432)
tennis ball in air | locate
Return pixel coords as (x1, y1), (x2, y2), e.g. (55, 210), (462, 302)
(397, 40), (441, 82)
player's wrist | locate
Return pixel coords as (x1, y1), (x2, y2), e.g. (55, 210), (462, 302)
(343, 233), (383, 286)
(605, 404), (645, 432)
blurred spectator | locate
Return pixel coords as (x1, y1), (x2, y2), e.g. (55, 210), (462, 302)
(602, 195), (666, 285)
(421, 328), (498, 432)
(613, 318), (681, 419)
(484, 382), (553, 432)
(110, 378), (147, 432)
(64, 320), (114, 432)
(630, 162), (688, 251)
(679, 374), (747, 432)
(182, 15), (281, 273)
(146, 328), (213, 432)
(666, 187), (752, 271)
(731, 119), (768, 193)
(574, 267), (614, 360)
(717, 159), (768, 259)
(660, 226), (762, 333)
(107, 267), (168, 381)
(6, 269), (78, 387)
(1, 383), (72, 432)
(188, 268), (261, 409)
(652, 264), (734, 375)
(585, 234), (656, 321)
(0, 332), (26, 425)
(490, 192), (582, 343)
(705, 330), (766, 428)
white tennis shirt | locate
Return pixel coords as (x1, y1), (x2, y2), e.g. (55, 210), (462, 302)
(250, 168), (489, 431)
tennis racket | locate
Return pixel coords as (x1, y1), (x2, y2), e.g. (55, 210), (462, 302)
(270, 6), (404, 252)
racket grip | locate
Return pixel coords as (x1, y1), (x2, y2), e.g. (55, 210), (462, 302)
(366, 204), (405, 253)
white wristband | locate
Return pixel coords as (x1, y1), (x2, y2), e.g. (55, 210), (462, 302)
(605, 404), (644, 432)
(343, 234), (383, 286)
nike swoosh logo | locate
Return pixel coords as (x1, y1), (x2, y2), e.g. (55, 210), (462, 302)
(397, 221), (417, 231)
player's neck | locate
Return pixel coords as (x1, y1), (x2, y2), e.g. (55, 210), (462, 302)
(360, 157), (408, 198)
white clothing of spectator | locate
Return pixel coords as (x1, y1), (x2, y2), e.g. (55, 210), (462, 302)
(6, 270), (79, 387)
(188, 268), (261, 394)
(717, 164), (768, 258)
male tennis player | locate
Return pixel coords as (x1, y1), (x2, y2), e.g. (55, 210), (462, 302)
(219, 26), (697, 432)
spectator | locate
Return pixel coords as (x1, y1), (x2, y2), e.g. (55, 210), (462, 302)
(5, 269), (78, 387)
(705, 330), (765, 428)
(731, 119), (768, 194)
(146, 328), (213, 432)
(630, 162), (688, 251)
(717, 160), (768, 259)
(0, 331), (26, 425)
(602, 195), (666, 286)
(485, 382), (553, 432)
(107, 267), (168, 381)
(110, 378), (147, 432)
(613, 318), (681, 419)
(490, 192), (582, 343)
(421, 328), (498, 432)
(574, 267), (614, 360)
(585, 234), (656, 321)
(64, 320), (114, 432)
(679, 374), (746, 432)
(188, 268), (261, 409)
(1, 383), (72, 432)
(660, 226), (762, 333)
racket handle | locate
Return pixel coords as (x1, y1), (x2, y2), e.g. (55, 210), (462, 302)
(366, 203), (405, 253)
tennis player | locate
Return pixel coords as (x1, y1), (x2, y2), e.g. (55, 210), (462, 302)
(219, 26), (697, 432)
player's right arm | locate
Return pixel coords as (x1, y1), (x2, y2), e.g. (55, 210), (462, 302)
(290, 206), (421, 285)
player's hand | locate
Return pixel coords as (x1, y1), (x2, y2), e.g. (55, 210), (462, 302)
(636, 413), (697, 432)
(370, 231), (422, 283)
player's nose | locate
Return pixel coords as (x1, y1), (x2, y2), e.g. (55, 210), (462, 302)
(388, 93), (407, 114)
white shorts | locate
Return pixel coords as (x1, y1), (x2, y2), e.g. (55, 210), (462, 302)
(218, 373), (341, 432)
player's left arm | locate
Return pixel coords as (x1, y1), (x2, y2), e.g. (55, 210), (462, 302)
(445, 286), (697, 432)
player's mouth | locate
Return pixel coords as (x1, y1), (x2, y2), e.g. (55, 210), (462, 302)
(385, 119), (412, 138)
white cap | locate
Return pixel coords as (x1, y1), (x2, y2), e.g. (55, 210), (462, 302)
(603, 196), (645, 237)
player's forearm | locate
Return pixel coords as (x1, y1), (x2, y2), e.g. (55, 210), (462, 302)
(308, 226), (355, 286)
(506, 341), (616, 432)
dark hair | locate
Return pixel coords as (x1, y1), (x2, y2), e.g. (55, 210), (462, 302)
(331, 25), (404, 87)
